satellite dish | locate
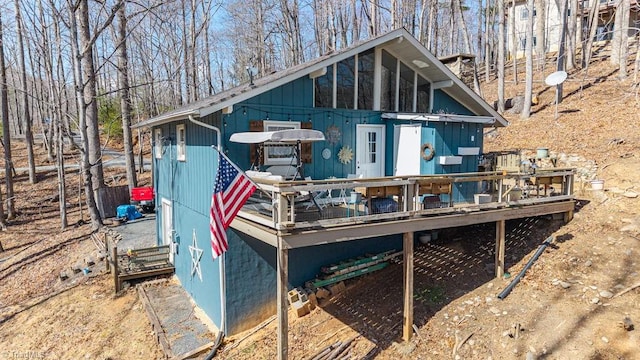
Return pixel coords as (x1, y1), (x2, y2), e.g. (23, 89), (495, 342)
(545, 71), (567, 86)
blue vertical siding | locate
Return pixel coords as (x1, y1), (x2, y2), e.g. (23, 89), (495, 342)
(224, 231), (403, 334)
(152, 74), (490, 336)
(432, 90), (474, 115)
(153, 116), (225, 330)
(225, 230), (277, 335)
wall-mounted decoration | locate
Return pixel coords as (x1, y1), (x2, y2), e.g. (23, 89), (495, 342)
(326, 125), (341, 145)
(189, 229), (203, 282)
(322, 148), (332, 160)
(338, 145), (353, 164)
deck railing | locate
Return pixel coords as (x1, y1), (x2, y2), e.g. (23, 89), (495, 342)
(239, 168), (575, 231)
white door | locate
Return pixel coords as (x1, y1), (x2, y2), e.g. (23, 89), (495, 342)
(161, 198), (174, 264)
(356, 124), (385, 178)
(394, 124), (421, 176)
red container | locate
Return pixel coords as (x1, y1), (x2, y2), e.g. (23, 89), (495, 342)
(131, 187), (155, 212)
(131, 187), (154, 202)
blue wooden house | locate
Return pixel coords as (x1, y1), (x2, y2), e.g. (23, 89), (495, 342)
(133, 28), (575, 355)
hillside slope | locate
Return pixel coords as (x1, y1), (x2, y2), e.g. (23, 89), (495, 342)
(0, 58), (639, 359)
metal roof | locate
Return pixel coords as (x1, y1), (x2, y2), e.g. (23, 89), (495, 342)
(133, 28), (507, 129)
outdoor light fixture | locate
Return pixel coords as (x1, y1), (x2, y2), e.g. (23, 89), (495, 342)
(412, 59), (429, 68)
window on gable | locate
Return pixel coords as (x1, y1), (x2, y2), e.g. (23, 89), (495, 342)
(520, 8), (528, 19)
(357, 49), (375, 110)
(380, 50), (397, 111)
(416, 74), (431, 113)
(176, 124), (186, 161)
(154, 128), (162, 159)
(263, 120), (301, 165)
(336, 57), (355, 109)
(398, 61), (414, 112)
(314, 64), (333, 108)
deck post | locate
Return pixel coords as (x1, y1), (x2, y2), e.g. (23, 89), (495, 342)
(277, 236), (289, 360)
(111, 240), (120, 293)
(495, 220), (506, 278)
(403, 231), (414, 342)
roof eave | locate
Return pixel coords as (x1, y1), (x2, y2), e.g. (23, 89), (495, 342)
(131, 109), (199, 129)
(400, 33), (509, 127)
(197, 29), (408, 118)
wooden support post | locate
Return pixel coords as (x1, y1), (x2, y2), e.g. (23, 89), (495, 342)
(111, 241), (120, 293)
(495, 220), (506, 278)
(277, 237), (289, 360)
(403, 232), (414, 342)
(104, 235), (110, 272)
(564, 210), (574, 223)
(498, 177), (504, 203)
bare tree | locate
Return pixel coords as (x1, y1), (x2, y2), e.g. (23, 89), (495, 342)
(582, 0), (600, 68)
(521, 0), (534, 119)
(566, 0), (578, 70)
(427, 0), (438, 53)
(611, 0), (624, 65)
(0, 12), (12, 227)
(618, 0), (630, 78)
(535, 0), (546, 70)
(484, 0), (492, 82)
(116, 2), (137, 192)
(14, 0), (37, 184)
(511, 0), (518, 83)
(497, 0), (505, 112)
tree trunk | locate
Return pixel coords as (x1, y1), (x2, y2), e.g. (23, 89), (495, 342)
(556, 0), (567, 104)
(521, 0), (534, 119)
(611, 0), (623, 65)
(190, 0), (198, 101)
(0, 12), (11, 226)
(427, 0), (438, 53)
(116, 3), (137, 192)
(69, 0), (102, 230)
(14, 0), (37, 184)
(477, 0), (484, 68)
(567, 0), (578, 70)
(498, 0), (505, 112)
(370, 0), (379, 37)
(511, 0), (518, 83)
(535, 0), (547, 70)
(582, 0), (599, 68)
(618, 0), (630, 78)
(78, 0), (107, 207)
(484, 2), (491, 82)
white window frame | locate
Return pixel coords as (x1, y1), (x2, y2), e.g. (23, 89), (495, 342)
(263, 120), (301, 165)
(176, 124), (186, 161)
(154, 128), (163, 159)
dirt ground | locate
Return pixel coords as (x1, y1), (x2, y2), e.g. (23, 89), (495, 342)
(0, 57), (639, 359)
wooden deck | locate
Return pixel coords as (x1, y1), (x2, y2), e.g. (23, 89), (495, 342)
(231, 168), (576, 360)
(106, 241), (174, 292)
(233, 168), (576, 248)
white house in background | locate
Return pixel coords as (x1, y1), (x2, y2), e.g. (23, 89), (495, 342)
(507, 0), (640, 59)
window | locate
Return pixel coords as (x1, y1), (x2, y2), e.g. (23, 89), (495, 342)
(314, 64), (333, 108)
(398, 61), (414, 112)
(520, 8), (528, 19)
(357, 49), (375, 110)
(520, 36), (537, 50)
(176, 124), (186, 161)
(416, 74), (431, 113)
(154, 128), (162, 159)
(380, 50), (397, 111)
(263, 120), (301, 165)
(336, 57), (355, 109)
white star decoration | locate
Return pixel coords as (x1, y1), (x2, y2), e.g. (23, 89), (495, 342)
(189, 229), (203, 281)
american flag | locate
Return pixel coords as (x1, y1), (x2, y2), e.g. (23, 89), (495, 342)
(210, 154), (256, 259)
